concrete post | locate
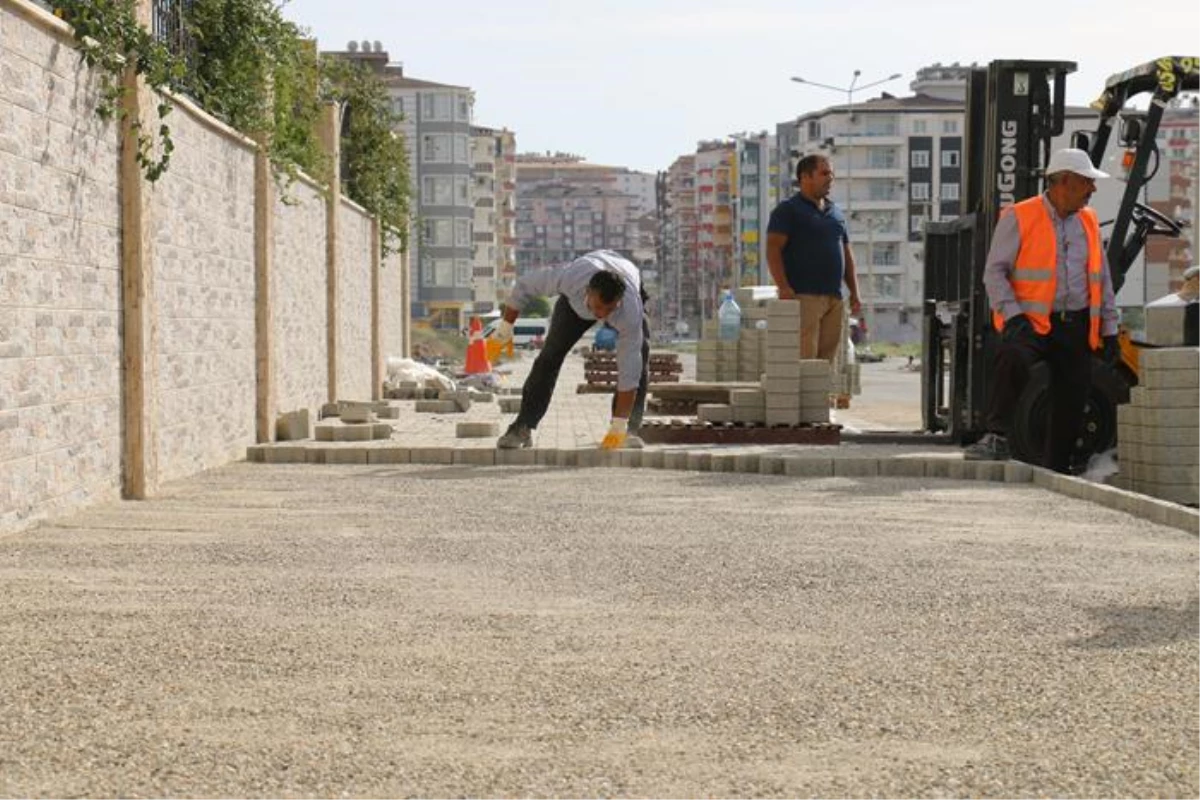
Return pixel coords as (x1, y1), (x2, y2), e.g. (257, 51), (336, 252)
(119, 0), (157, 499)
(370, 217), (382, 401)
(315, 102), (341, 403)
(254, 145), (275, 442)
(401, 245), (412, 358)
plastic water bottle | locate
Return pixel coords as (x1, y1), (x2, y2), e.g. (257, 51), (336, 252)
(717, 291), (741, 341)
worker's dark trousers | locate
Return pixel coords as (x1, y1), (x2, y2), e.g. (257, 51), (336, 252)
(515, 294), (650, 433)
(985, 311), (1092, 472)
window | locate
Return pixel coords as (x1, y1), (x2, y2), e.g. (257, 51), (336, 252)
(421, 93), (452, 121)
(910, 150), (930, 168)
(807, 120), (821, 140)
(869, 149), (898, 168)
(912, 120), (928, 134)
(911, 182), (930, 201)
(421, 134), (452, 163)
(454, 134), (469, 164)
(941, 182), (960, 201)
(423, 217), (453, 246)
(910, 214), (926, 234)
(455, 218), (472, 247)
(455, 175), (470, 204)
(457, 94), (471, 122)
(455, 259), (472, 285)
(942, 119), (959, 134)
(425, 258), (453, 287)
(942, 150), (960, 168)
(422, 175), (453, 206)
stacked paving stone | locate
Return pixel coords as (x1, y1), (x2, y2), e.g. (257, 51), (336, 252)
(696, 299), (833, 427)
(386, 380), (447, 400)
(1114, 347), (1199, 506)
(735, 286), (772, 381)
(764, 300), (804, 425)
(695, 329), (740, 382)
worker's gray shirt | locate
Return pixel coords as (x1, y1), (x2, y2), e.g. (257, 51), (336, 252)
(507, 250), (645, 391)
(983, 194), (1118, 336)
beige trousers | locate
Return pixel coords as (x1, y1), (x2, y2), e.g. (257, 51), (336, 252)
(797, 294), (844, 362)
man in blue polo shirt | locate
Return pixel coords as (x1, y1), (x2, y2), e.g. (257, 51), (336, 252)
(766, 154), (863, 361)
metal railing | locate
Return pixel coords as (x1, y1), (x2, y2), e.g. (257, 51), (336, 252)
(151, 0), (196, 67)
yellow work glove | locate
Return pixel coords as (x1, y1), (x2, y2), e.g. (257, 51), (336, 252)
(600, 417), (628, 450)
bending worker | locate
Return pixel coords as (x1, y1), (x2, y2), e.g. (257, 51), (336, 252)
(965, 148), (1119, 473)
(491, 249), (650, 451)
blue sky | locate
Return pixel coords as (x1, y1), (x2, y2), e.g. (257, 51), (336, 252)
(281, 0), (1200, 173)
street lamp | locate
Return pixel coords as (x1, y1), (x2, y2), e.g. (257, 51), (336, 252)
(791, 70), (901, 339)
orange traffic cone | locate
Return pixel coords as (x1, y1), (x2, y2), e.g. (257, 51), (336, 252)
(463, 316), (491, 374)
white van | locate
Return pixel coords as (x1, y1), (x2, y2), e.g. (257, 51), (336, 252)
(482, 317), (550, 349)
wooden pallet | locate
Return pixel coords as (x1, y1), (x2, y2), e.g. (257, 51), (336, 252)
(638, 420), (841, 445)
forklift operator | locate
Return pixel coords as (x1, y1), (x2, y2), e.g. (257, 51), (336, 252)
(965, 148), (1119, 473)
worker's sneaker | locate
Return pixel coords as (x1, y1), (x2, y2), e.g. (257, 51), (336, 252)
(963, 433), (1010, 461)
(496, 424), (532, 449)
(623, 434), (645, 450)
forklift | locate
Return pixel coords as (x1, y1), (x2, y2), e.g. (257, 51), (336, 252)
(921, 56), (1198, 468)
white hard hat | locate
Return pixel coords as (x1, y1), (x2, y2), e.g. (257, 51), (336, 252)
(1046, 148), (1110, 180)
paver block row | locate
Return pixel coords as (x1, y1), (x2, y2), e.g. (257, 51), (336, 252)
(456, 421), (500, 438)
(1140, 347), (1199, 371)
(1129, 386), (1200, 408)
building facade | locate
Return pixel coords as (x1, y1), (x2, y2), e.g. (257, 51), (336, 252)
(469, 126), (517, 312)
(323, 41), (476, 327)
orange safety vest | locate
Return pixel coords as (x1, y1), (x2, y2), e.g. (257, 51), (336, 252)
(991, 197), (1104, 351)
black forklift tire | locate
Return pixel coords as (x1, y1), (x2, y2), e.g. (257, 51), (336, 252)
(1008, 357), (1132, 467)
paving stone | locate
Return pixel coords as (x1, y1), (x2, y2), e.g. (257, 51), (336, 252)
(454, 448), (496, 466)
(575, 449), (603, 468)
(246, 445), (268, 463)
(325, 447), (369, 465)
(685, 452), (712, 472)
(709, 453), (738, 472)
(764, 361), (801, 380)
(368, 447), (411, 464)
(263, 445), (308, 464)
(618, 450), (644, 468)
(275, 409), (312, 441)
(732, 407), (766, 424)
(783, 458), (832, 478)
(554, 449), (579, 468)
(371, 404), (401, 419)
(1141, 368), (1200, 389)
(697, 404), (732, 423)
(372, 424), (393, 440)
(414, 400), (461, 414)
(469, 391), (495, 403)
(729, 389), (766, 407)
(536, 448), (560, 467)
(729, 453), (758, 472)
(640, 451), (666, 469)
(833, 457), (880, 478)
(758, 455), (785, 475)
(878, 458), (926, 478)
(320, 402), (340, 418)
(798, 407), (831, 424)
(495, 448), (538, 466)
(338, 402), (375, 424)
(1004, 462), (1034, 483)
(1129, 387), (1199, 408)
(456, 421), (501, 438)
(498, 398), (523, 414)
(1139, 347), (1198, 371)
(968, 461), (1006, 482)
(410, 447), (454, 465)
(663, 451), (691, 470)
(924, 458), (953, 479)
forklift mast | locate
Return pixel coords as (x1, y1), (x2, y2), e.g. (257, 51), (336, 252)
(1080, 57), (1199, 292)
(922, 60), (1076, 439)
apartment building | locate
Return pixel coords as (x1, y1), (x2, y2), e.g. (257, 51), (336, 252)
(514, 183), (634, 272)
(661, 155), (698, 330)
(469, 126), (518, 312)
(1144, 102), (1198, 298)
(323, 41), (476, 327)
(732, 132), (776, 287)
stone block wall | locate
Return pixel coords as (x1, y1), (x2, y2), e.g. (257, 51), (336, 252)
(149, 105), (257, 483)
(1, 0), (405, 533)
(273, 176), (327, 417)
(336, 200), (373, 401)
(380, 249), (407, 362)
(0, 2), (123, 533)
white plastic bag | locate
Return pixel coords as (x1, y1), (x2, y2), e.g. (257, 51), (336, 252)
(385, 357), (456, 392)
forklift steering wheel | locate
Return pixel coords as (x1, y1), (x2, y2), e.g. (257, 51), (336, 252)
(1129, 202), (1183, 237)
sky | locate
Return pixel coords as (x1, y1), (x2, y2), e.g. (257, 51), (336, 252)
(281, 0), (1200, 174)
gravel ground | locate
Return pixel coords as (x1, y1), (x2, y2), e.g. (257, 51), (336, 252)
(1, 463), (1196, 798)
